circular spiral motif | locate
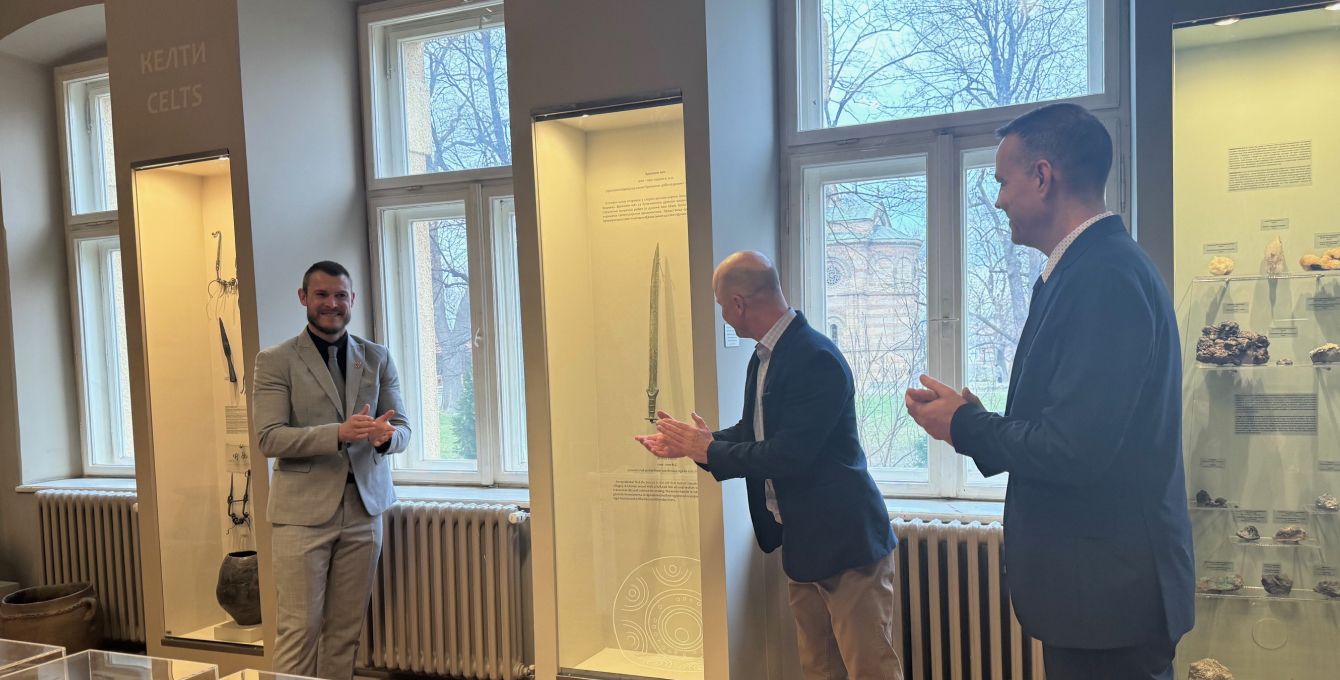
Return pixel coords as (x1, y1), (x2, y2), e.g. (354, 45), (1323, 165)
(613, 556), (703, 672)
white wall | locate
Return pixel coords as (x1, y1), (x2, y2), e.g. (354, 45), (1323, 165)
(237, 0), (368, 350)
(0, 51), (81, 585)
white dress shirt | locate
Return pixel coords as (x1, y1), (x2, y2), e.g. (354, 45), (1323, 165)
(1041, 211), (1115, 283)
(756, 308), (797, 524)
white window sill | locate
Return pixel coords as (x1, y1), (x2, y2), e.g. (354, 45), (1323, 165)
(16, 477), (137, 493)
(885, 498), (1003, 524)
(394, 484), (530, 509)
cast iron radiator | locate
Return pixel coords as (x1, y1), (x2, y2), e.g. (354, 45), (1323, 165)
(891, 518), (1043, 680)
(35, 489), (145, 644)
(360, 502), (531, 680)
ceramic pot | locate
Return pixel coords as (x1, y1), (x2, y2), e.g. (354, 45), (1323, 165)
(0, 582), (101, 652)
(215, 550), (261, 626)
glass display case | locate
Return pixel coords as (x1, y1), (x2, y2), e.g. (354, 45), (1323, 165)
(0, 650), (215, 680)
(0, 640), (62, 676)
(219, 670), (319, 680)
(531, 100), (704, 680)
(129, 154), (261, 649)
(1173, 6), (1340, 678)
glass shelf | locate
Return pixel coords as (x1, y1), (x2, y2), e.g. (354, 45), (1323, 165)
(0, 640), (62, 676)
(1192, 271), (1340, 284)
(0, 650), (216, 680)
(1197, 586), (1340, 603)
(1194, 363), (1334, 371)
(1231, 539), (1322, 549)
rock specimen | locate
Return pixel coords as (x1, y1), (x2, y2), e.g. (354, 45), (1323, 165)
(1261, 573), (1293, 595)
(1315, 581), (1340, 599)
(1208, 256), (1235, 276)
(1235, 525), (1260, 542)
(1310, 343), (1340, 364)
(1300, 248), (1340, 271)
(1196, 321), (1269, 366)
(1196, 574), (1244, 594)
(1265, 236), (1286, 275)
(1194, 490), (1228, 508)
(1317, 493), (1339, 512)
(1188, 658), (1234, 680)
(1277, 358), (1294, 366)
(1273, 526), (1307, 544)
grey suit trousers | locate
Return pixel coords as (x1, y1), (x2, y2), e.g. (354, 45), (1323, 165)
(271, 482), (382, 680)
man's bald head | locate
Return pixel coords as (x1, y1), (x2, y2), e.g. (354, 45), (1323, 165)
(712, 251), (783, 302)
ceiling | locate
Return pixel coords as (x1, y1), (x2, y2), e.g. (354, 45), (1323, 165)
(0, 4), (105, 65)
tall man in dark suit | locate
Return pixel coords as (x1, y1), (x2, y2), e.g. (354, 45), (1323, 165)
(904, 103), (1194, 680)
(636, 251), (902, 680)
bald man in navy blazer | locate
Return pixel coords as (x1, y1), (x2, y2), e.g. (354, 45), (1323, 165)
(906, 104), (1193, 680)
(637, 251), (900, 680)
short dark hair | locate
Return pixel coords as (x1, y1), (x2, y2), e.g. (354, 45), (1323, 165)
(996, 103), (1112, 198)
(302, 261), (352, 291)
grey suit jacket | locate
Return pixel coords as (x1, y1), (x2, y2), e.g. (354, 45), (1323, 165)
(252, 330), (411, 526)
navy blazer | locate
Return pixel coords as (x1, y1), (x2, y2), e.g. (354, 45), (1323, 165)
(950, 216), (1194, 649)
(706, 312), (896, 583)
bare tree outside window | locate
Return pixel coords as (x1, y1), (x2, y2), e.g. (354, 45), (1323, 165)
(401, 21), (511, 174)
(823, 176), (929, 474)
(818, 0), (1096, 128)
(411, 218), (476, 463)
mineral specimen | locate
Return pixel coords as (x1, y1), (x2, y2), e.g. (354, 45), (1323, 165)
(1301, 249), (1340, 271)
(1207, 256), (1235, 276)
(1273, 526), (1307, 544)
(1194, 490), (1228, 507)
(1310, 343), (1340, 364)
(1235, 525), (1260, 542)
(1317, 493), (1339, 512)
(1196, 574), (1243, 594)
(1196, 322), (1269, 366)
(1276, 358), (1294, 366)
(1315, 581), (1340, 598)
(1262, 573), (1293, 595)
(1265, 236), (1286, 275)
(1302, 254), (1324, 270)
(1188, 658), (1234, 680)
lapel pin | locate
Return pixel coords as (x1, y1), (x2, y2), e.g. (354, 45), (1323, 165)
(354, 360), (363, 370)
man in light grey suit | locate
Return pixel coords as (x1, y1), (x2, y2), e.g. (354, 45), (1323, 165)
(253, 261), (411, 680)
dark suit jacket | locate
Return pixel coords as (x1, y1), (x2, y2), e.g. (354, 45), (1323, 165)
(950, 216), (1194, 649)
(706, 312), (896, 583)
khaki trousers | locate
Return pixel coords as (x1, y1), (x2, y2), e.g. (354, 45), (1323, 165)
(787, 550), (903, 680)
(271, 482), (382, 680)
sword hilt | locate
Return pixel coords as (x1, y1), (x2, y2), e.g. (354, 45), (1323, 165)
(646, 389), (659, 423)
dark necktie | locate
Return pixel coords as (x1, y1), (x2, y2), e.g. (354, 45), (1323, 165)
(326, 345), (344, 414)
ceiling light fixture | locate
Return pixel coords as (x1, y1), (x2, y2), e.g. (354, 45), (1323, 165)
(1214, 17), (1241, 26)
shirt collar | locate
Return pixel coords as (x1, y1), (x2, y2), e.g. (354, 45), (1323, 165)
(755, 308), (797, 360)
(1041, 211), (1115, 283)
(307, 327), (348, 355)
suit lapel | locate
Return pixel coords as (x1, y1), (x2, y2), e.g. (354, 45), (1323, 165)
(345, 339), (365, 419)
(1004, 216), (1126, 414)
(295, 331), (344, 416)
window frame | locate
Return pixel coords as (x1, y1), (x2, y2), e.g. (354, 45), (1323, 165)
(361, 0), (523, 488)
(368, 181), (526, 487)
(54, 58), (117, 225)
(68, 226), (134, 476)
(782, 1), (1131, 500)
(783, 0), (1120, 148)
(359, 0), (510, 193)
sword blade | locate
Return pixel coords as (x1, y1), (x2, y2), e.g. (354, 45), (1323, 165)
(647, 244), (661, 421)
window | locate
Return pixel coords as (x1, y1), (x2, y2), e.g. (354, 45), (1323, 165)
(72, 233), (134, 473)
(57, 60), (117, 217)
(362, 0), (523, 485)
(795, 0), (1110, 134)
(57, 58), (132, 476)
(786, 2), (1127, 499)
(364, 0), (509, 183)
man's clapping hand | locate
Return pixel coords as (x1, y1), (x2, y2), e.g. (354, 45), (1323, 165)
(338, 404), (397, 446)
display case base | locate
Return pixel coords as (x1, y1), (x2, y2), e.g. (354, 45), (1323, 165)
(565, 647), (703, 680)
